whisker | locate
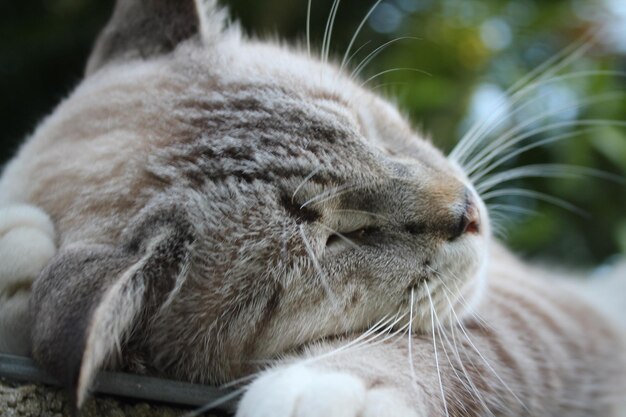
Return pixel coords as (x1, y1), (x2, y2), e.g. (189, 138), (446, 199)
(343, 40), (372, 71)
(219, 373), (260, 389)
(292, 166), (323, 202)
(182, 386), (246, 417)
(446, 296), (529, 412)
(300, 312), (409, 366)
(477, 163), (624, 194)
(440, 285), (498, 417)
(486, 203), (537, 217)
(431, 289), (477, 416)
(504, 29), (598, 99)
(316, 222), (360, 250)
(298, 225), (339, 307)
(360, 67), (432, 87)
(329, 208), (390, 222)
(371, 81), (411, 91)
(321, 0), (341, 63)
(350, 37), (419, 80)
(408, 288), (419, 393)
(426, 266), (492, 331)
(450, 31), (599, 163)
(482, 187), (588, 217)
(425, 281), (450, 417)
(453, 70), (617, 164)
(469, 128), (594, 184)
(300, 182), (355, 208)
(306, 0), (312, 57)
(340, 0), (385, 72)
(489, 216), (511, 239)
(464, 98), (626, 175)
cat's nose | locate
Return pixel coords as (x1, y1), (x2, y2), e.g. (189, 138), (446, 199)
(451, 189), (480, 240)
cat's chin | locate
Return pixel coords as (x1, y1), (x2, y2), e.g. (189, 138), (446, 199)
(449, 251), (489, 322)
(427, 222), (490, 327)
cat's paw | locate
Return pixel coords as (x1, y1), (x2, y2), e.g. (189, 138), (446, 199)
(0, 204), (56, 289)
(0, 204), (56, 354)
(236, 364), (419, 417)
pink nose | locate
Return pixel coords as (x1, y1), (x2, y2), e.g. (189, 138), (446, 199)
(460, 193), (480, 235)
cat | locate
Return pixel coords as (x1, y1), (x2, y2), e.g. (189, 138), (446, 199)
(0, 0), (624, 416)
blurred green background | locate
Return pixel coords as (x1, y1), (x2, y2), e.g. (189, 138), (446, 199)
(1, 0), (625, 267)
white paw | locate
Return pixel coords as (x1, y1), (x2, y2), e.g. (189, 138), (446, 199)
(0, 204), (56, 354)
(0, 204), (56, 289)
(236, 365), (419, 417)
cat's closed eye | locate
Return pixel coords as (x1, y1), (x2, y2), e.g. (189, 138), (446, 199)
(325, 225), (381, 251)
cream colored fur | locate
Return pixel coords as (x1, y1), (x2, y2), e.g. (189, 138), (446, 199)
(0, 1), (624, 416)
(0, 205), (56, 355)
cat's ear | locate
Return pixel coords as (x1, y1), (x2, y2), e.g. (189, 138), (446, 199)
(86, 0), (227, 75)
(30, 204), (195, 408)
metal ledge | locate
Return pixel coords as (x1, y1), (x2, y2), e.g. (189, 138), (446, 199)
(0, 354), (236, 411)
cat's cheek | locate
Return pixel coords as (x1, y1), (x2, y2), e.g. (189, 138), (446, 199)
(236, 364), (421, 417)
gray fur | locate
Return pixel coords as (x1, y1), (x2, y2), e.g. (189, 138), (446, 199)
(30, 200), (195, 405)
(0, 0), (623, 415)
(87, 0), (206, 74)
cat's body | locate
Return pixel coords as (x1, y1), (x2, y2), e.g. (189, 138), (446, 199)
(0, 0), (624, 416)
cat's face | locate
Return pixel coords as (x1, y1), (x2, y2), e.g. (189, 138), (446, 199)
(98, 33), (489, 382)
(27, 0), (489, 388)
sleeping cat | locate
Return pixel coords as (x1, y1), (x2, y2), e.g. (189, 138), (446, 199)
(0, 0), (624, 416)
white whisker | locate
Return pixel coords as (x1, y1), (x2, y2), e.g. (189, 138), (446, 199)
(465, 99), (626, 175)
(182, 387), (246, 417)
(316, 222), (360, 249)
(306, 0), (312, 57)
(431, 289), (477, 416)
(426, 265), (492, 331)
(219, 373), (259, 389)
(350, 37), (419, 80)
(486, 203), (537, 217)
(371, 81), (411, 91)
(321, 0), (341, 63)
(477, 163), (623, 194)
(292, 166), (323, 202)
(469, 128), (594, 184)
(450, 33), (599, 163)
(425, 281), (450, 417)
(360, 67), (431, 87)
(329, 208), (391, 222)
(483, 187), (587, 217)
(453, 70), (619, 164)
(300, 312), (409, 366)
(300, 182), (354, 208)
(439, 285), (498, 417)
(343, 40), (372, 71)
(298, 225), (339, 307)
(408, 288), (419, 393)
(340, 0), (385, 71)
(446, 295), (528, 412)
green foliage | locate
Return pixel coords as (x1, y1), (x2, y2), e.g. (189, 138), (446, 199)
(1, 0), (624, 265)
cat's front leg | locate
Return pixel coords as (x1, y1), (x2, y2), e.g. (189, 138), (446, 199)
(236, 337), (437, 417)
(0, 204), (56, 355)
(237, 361), (423, 417)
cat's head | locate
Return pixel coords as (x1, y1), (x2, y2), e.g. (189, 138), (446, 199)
(30, 0), (490, 404)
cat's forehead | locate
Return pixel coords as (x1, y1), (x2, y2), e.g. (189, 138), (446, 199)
(71, 36), (453, 185)
(85, 45), (362, 132)
(180, 40), (434, 155)
(207, 40), (366, 103)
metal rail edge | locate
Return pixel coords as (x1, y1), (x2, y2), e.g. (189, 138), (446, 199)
(0, 353), (236, 411)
